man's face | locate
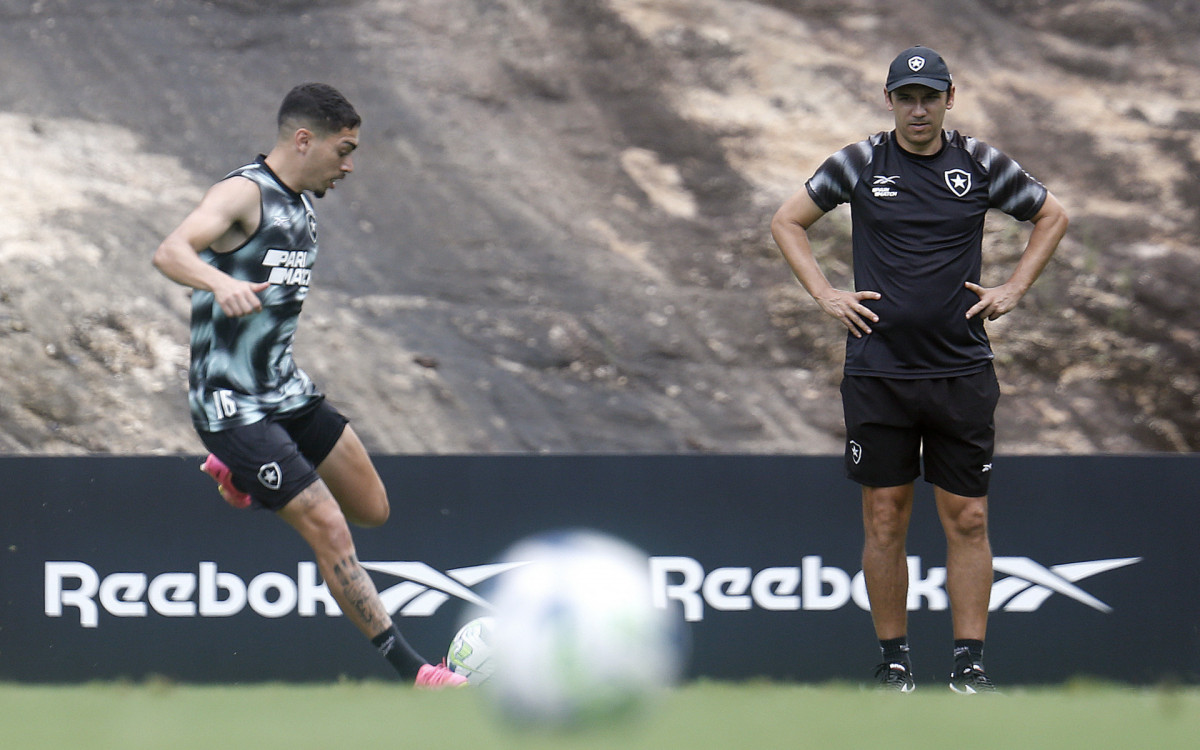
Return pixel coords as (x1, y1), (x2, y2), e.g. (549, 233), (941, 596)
(886, 84), (954, 155)
(304, 126), (359, 198)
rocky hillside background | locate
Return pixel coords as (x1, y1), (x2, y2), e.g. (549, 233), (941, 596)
(1, 0), (1198, 455)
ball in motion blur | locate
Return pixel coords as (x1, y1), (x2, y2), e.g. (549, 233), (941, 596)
(486, 529), (684, 727)
(446, 616), (496, 685)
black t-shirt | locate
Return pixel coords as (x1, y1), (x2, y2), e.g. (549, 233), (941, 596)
(805, 130), (1047, 377)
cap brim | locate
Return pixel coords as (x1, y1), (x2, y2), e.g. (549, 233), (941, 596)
(886, 76), (950, 92)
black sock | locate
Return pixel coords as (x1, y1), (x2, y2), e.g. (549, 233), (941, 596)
(879, 637), (911, 669)
(954, 639), (984, 669)
(371, 625), (428, 680)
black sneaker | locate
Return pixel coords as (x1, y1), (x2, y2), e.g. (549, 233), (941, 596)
(949, 662), (996, 694)
(874, 662), (915, 692)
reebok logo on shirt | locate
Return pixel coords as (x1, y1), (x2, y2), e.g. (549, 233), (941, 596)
(871, 175), (900, 198)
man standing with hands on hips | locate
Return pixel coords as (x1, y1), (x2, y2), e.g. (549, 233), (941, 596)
(772, 47), (1068, 692)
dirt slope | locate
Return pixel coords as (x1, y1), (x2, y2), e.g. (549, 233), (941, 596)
(1, 0), (1197, 455)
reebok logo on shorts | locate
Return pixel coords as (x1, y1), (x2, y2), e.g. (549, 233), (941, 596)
(257, 462), (283, 490)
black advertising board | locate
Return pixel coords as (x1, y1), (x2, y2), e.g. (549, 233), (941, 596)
(1, 455), (1196, 685)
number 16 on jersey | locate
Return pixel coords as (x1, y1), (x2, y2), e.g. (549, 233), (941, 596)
(212, 389), (239, 419)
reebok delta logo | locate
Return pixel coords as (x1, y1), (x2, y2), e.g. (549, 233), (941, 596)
(361, 560), (527, 616)
(871, 175), (900, 198)
(990, 556), (1141, 613)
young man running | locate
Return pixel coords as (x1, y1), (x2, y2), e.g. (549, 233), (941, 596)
(153, 83), (465, 688)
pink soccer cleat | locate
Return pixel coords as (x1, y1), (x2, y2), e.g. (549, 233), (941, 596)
(200, 454), (252, 509)
(415, 662), (470, 689)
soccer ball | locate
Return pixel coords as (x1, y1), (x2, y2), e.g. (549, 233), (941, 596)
(484, 529), (684, 728)
(446, 616), (496, 685)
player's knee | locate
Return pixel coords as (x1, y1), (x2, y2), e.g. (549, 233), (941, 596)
(947, 502), (988, 541)
(863, 496), (911, 546)
(292, 492), (357, 555)
(864, 512), (908, 549)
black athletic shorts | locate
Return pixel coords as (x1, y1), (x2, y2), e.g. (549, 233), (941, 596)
(198, 398), (349, 511)
(840, 365), (1000, 497)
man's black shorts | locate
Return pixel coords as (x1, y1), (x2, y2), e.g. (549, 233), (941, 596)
(840, 365), (1000, 497)
(198, 398), (349, 511)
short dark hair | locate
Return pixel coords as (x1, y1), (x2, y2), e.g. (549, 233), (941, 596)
(277, 83), (361, 136)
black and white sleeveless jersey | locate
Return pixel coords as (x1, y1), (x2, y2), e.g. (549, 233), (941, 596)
(188, 156), (322, 432)
(805, 130), (1047, 378)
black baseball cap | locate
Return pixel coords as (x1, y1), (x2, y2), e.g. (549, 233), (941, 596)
(886, 46), (952, 92)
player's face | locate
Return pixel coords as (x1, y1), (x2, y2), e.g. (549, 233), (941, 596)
(886, 84), (954, 155)
(306, 126), (359, 198)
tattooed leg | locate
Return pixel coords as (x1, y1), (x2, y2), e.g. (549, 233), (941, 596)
(328, 552), (391, 637)
(278, 480), (393, 638)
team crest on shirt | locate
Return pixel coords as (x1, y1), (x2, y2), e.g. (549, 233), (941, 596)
(305, 206), (318, 243)
(944, 169), (971, 198)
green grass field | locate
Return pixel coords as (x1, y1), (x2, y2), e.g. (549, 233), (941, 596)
(2, 680), (1196, 750)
